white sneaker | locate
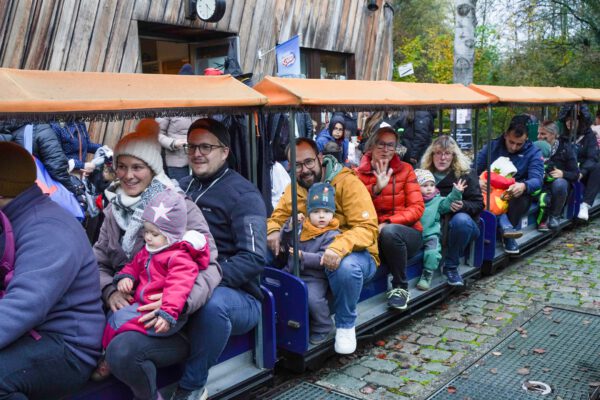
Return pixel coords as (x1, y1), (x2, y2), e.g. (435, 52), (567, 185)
(578, 202), (590, 221)
(334, 326), (356, 354)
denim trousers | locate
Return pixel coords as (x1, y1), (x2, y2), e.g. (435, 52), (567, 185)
(179, 286), (261, 391)
(548, 178), (569, 217)
(105, 330), (189, 400)
(378, 224), (423, 289)
(444, 212), (480, 269)
(324, 250), (377, 328)
(0, 332), (93, 400)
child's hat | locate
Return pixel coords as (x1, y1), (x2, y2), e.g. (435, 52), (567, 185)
(533, 140), (551, 159)
(490, 156), (517, 177)
(307, 182), (336, 214)
(414, 169), (435, 186)
(142, 188), (187, 244)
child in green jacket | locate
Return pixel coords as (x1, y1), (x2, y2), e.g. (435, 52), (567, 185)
(414, 169), (467, 290)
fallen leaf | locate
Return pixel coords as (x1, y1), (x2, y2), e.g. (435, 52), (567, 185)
(492, 351), (502, 356)
(542, 368), (551, 372)
(583, 320), (591, 325)
(520, 350), (529, 356)
(566, 243), (574, 248)
(495, 316), (504, 321)
(490, 368), (498, 374)
(376, 353), (386, 359)
(508, 344), (516, 350)
(447, 386), (457, 394)
(399, 335), (409, 341)
(550, 333), (559, 337)
(521, 334), (528, 338)
(375, 340), (386, 347)
(360, 386), (376, 394)
(533, 348), (546, 354)
(393, 343), (404, 351)
(553, 319), (561, 324)
(543, 306), (553, 313)
(589, 382), (600, 387)
(516, 327), (526, 333)
(517, 368), (530, 375)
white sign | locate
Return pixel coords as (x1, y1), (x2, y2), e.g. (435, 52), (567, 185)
(456, 109), (469, 124)
(397, 63), (414, 78)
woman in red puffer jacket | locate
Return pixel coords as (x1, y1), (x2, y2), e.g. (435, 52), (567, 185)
(355, 123), (424, 311)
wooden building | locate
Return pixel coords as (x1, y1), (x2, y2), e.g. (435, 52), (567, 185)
(0, 0), (394, 145)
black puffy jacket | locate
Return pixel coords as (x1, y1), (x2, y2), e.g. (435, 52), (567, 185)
(392, 110), (435, 164)
(9, 124), (79, 195)
(573, 130), (600, 177)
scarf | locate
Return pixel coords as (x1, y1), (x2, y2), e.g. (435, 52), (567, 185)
(549, 139), (559, 158)
(422, 188), (440, 202)
(105, 177), (169, 259)
(300, 218), (340, 241)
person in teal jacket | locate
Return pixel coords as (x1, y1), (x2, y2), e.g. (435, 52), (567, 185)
(414, 169), (466, 291)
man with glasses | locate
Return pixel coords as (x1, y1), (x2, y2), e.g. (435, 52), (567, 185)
(172, 118), (267, 400)
(267, 138), (379, 355)
(476, 114), (544, 254)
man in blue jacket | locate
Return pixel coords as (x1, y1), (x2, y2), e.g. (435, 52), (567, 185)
(0, 142), (104, 399)
(173, 118), (267, 400)
(476, 115), (544, 254)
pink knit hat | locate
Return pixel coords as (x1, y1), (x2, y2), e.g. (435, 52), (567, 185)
(142, 189), (187, 244)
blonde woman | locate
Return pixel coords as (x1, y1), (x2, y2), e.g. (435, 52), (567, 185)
(420, 135), (483, 285)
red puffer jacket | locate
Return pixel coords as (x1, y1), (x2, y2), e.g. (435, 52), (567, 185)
(355, 153), (424, 231)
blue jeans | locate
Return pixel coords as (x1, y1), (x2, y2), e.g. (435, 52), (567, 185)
(179, 286), (261, 391)
(325, 250), (377, 329)
(106, 331), (188, 400)
(548, 178), (569, 217)
(0, 332), (94, 400)
(444, 212), (480, 269)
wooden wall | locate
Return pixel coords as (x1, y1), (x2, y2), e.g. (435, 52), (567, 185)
(0, 0), (394, 146)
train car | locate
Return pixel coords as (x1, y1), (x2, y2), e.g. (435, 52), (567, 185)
(2, 68), (599, 398)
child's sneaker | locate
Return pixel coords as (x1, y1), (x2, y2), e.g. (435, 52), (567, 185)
(309, 331), (330, 345)
(387, 288), (410, 310)
(417, 270), (433, 291)
(91, 357), (111, 382)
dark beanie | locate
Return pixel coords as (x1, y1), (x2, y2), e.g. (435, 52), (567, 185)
(187, 118), (230, 148)
(307, 182), (336, 214)
(0, 142), (37, 197)
(178, 63), (194, 75)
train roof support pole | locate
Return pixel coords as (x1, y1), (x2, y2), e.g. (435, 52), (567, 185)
(486, 105), (493, 211)
(288, 111), (300, 277)
(473, 108), (479, 154)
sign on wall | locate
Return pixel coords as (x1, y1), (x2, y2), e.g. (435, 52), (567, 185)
(276, 35), (301, 76)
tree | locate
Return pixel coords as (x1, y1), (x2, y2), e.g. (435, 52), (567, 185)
(453, 1), (477, 86)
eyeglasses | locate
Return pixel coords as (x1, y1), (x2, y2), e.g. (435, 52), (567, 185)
(433, 150), (453, 158)
(185, 143), (225, 155)
(375, 141), (396, 150)
(295, 157), (317, 172)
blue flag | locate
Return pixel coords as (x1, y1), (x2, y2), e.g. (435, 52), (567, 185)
(276, 35), (301, 76)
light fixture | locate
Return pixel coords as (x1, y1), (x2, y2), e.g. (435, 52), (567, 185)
(367, 0), (379, 11)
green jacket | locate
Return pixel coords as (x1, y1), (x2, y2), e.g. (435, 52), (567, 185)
(420, 188), (463, 239)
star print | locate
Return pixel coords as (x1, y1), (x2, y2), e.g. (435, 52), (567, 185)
(152, 202), (173, 223)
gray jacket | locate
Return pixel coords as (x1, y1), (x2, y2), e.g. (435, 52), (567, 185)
(93, 195), (222, 315)
(157, 116), (200, 168)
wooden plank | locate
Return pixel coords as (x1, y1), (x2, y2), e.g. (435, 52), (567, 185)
(243, 0), (267, 77)
(215, 0), (235, 32)
(237, 0), (257, 64)
(277, 0), (294, 43)
(0, 0), (16, 62)
(1, 0), (33, 68)
(162, 0), (182, 25)
(64, 0), (100, 71)
(326, 0), (343, 50)
(132, 0), (152, 21)
(350, 0), (365, 51)
(119, 19), (141, 73)
(302, 0), (319, 47)
(353, 7), (368, 79)
(227, 0), (246, 33)
(47, 0), (79, 70)
(21, 0), (56, 69)
(85, 0), (118, 71)
(102, 0), (136, 72)
(341, 0), (356, 51)
(146, 0), (168, 22)
(310, 0), (330, 50)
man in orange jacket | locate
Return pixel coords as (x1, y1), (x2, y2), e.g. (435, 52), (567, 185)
(267, 138), (379, 355)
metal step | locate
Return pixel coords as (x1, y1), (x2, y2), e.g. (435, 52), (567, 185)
(267, 382), (360, 400)
(427, 307), (600, 400)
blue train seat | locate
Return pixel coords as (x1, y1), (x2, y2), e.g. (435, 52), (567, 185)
(66, 286), (276, 400)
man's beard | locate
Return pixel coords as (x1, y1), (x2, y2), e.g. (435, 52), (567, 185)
(297, 170), (322, 189)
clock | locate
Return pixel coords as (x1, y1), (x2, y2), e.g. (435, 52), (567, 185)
(195, 0), (226, 23)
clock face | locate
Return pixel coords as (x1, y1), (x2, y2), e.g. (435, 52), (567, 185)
(196, 0), (226, 22)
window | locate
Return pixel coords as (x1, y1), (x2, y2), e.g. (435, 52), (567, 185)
(300, 49), (355, 80)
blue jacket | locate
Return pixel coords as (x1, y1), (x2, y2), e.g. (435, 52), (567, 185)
(476, 136), (544, 195)
(50, 121), (101, 171)
(316, 116), (349, 163)
(180, 165), (267, 299)
(0, 185), (104, 366)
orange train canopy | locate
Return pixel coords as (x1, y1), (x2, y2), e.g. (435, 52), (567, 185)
(564, 88), (600, 103)
(469, 84), (583, 105)
(0, 68), (267, 120)
(254, 76), (495, 109)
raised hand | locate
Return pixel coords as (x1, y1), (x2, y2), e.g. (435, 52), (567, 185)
(453, 178), (468, 193)
(374, 159), (393, 194)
